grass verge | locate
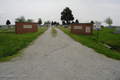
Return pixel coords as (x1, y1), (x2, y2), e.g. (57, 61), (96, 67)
(0, 27), (49, 62)
(56, 26), (120, 60)
(51, 27), (57, 37)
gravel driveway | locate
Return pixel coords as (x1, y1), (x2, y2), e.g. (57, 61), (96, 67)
(0, 26), (120, 80)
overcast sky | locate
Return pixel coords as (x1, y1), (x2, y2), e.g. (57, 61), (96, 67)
(0, 0), (120, 26)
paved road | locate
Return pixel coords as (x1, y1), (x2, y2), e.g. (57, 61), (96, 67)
(0, 27), (120, 80)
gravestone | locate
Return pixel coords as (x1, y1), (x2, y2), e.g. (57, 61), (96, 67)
(0, 30), (1, 32)
(108, 26), (113, 29)
(8, 30), (13, 32)
(40, 25), (43, 27)
(64, 25), (68, 28)
(93, 25), (96, 30)
(114, 26), (120, 34)
(12, 25), (15, 28)
(38, 25), (41, 29)
(1, 25), (8, 29)
(10, 26), (14, 28)
(44, 25), (47, 27)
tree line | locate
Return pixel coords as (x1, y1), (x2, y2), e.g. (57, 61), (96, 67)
(60, 7), (113, 26)
(15, 16), (42, 25)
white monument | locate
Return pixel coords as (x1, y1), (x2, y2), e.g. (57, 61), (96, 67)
(10, 26), (14, 28)
(1, 25), (8, 29)
(114, 26), (120, 34)
(93, 25), (96, 30)
(38, 24), (41, 29)
(95, 21), (102, 31)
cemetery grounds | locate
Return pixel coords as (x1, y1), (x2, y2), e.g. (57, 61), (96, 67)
(0, 27), (49, 61)
(0, 26), (120, 80)
(56, 26), (120, 60)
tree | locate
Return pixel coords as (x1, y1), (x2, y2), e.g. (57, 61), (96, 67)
(72, 21), (74, 23)
(15, 16), (26, 22)
(62, 21), (65, 25)
(57, 22), (60, 25)
(90, 20), (94, 24)
(51, 21), (54, 25)
(46, 20), (51, 25)
(75, 19), (79, 23)
(104, 17), (113, 26)
(27, 19), (34, 22)
(44, 21), (47, 25)
(6, 20), (11, 25)
(61, 7), (74, 25)
(44, 21), (50, 26)
(51, 21), (59, 25)
(54, 21), (57, 25)
(38, 18), (42, 25)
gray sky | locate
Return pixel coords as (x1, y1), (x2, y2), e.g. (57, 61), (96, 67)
(0, 0), (120, 26)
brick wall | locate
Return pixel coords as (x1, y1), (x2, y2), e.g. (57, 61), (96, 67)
(15, 22), (38, 34)
(71, 23), (93, 35)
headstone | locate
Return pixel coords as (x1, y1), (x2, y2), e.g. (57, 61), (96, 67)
(59, 25), (62, 27)
(108, 26), (113, 29)
(114, 26), (120, 34)
(93, 25), (96, 30)
(44, 25), (47, 27)
(38, 25), (41, 29)
(10, 26), (14, 28)
(1, 25), (8, 29)
(64, 25), (68, 28)
(0, 30), (1, 32)
(8, 30), (13, 32)
(12, 25), (15, 28)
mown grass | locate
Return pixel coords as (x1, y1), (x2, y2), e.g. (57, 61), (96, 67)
(0, 27), (49, 61)
(51, 27), (57, 37)
(56, 26), (120, 60)
(0, 27), (15, 32)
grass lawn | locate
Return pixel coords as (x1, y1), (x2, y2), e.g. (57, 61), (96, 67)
(56, 26), (120, 60)
(0, 27), (15, 33)
(0, 27), (49, 61)
(51, 27), (57, 37)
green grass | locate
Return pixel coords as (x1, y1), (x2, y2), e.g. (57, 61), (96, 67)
(51, 27), (57, 37)
(0, 27), (15, 33)
(56, 26), (120, 60)
(0, 27), (49, 62)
